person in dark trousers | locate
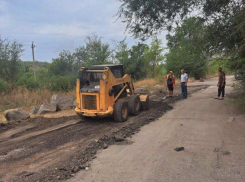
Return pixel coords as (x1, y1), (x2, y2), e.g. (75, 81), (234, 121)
(180, 69), (188, 99)
(165, 71), (175, 97)
(216, 67), (226, 100)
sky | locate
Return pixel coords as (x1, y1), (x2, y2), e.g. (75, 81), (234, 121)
(0, 0), (168, 62)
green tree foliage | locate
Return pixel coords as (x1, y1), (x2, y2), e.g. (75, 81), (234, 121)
(117, 0), (245, 70)
(49, 75), (77, 92)
(0, 37), (24, 84)
(165, 18), (209, 79)
(129, 43), (149, 80)
(144, 38), (165, 77)
(115, 41), (130, 65)
(17, 72), (38, 89)
(49, 50), (75, 76)
(0, 78), (10, 93)
(74, 35), (112, 67)
(47, 50), (76, 92)
(117, 0), (243, 38)
(208, 57), (233, 75)
(16, 61), (50, 90)
(116, 41), (149, 80)
(205, 4), (245, 69)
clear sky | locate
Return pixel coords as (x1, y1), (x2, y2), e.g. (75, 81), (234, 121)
(0, 0), (167, 62)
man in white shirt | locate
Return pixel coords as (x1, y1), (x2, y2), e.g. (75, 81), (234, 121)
(181, 69), (188, 99)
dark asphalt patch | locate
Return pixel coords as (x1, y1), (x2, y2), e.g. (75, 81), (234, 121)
(174, 147), (185, 152)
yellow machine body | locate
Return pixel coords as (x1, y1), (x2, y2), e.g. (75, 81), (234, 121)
(75, 65), (148, 118)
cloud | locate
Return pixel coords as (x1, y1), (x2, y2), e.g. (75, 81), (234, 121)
(0, 1), (11, 28)
(41, 0), (91, 14)
(35, 23), (96, 37)
(0, 1), (8, 11)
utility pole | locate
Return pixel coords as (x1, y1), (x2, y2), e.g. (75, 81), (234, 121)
(31, 41), (36, 82)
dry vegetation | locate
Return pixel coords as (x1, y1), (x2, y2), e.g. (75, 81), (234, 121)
(0, 88), (76, 123)
(134, 78), (166, 89)
(0, 88), (76, 112)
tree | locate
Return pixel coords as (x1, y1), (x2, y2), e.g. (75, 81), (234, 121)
(144, 38), (165, 77)
(115, 41), (130, 65)
(117, 0), (243, 38)
(206, 6), (245, 69)
(116, 41), (149, 80)
(0, 37), (24, 84)
(165, 17), (209, 79)
(73, 46), (86, 71)
(49, 50), (75, 76)
(74, 35), (112, 67)
(117, 0), (245, 69)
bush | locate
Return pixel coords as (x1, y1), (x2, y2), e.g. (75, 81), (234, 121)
(17, 72), (40, 90)
(208, 58), (233, 75)
(237, 81), (245, 113)
(49, 75), (77, 92)
(0, 79), (10, 93)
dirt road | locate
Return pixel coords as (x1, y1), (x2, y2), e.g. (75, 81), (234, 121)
(70, 76), (245, 182)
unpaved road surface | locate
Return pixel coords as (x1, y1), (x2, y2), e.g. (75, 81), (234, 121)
(70, 76), (245, 182)
(0, 81), (207, 182)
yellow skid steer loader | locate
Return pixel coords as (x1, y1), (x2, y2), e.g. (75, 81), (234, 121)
(75, 64), (150, 122)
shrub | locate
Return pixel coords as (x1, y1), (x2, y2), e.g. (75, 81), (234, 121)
(237, 81), (245, 113)
(0, 79), (10, 93)
(49, 75), (76, 92)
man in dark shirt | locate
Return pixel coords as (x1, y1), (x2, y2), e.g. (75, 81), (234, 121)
(216, 67), (226, 100)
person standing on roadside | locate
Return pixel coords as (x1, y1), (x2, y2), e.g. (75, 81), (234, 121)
(216, 67), (226, 100)
(165, 71), (175, 97)
(181, 69), (188, 99)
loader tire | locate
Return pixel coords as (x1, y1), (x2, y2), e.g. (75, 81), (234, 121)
(128, 95), (141, 115)
(113, 100), (128, 122)
(141, 95), (150, 111)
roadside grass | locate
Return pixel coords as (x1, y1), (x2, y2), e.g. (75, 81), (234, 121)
(225, 79), (245, 114)
(134, 78), (170, 93)
(237, 94), (245, 113)
(0, 88), (75, 112)
(236, 82), (245, 113)
(134, 78), (163, 88)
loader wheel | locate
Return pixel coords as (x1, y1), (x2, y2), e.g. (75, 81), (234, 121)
(113, 100), (128, 122)
(128, 95), (141, 115)
(141, 95), (150, 111)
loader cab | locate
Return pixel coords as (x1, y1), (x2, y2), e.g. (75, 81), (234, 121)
(78, 69), (103, 93)
(78, 64), (125, 95)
